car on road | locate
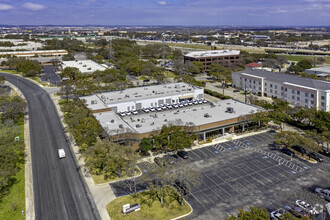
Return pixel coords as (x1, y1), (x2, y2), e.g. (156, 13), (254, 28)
(281, 148), (295, 157)
(291, 145), (307, 155)
(307, 152), (323, 162)
(233, 89), (240, 93)
(174, 182), (188, 195)
(295, 200), (319, 215)
(177, 150), (188, 159)
(315, 188), (330, 201)
(58, 149), (65, 159)
(269, 208), (286, 219)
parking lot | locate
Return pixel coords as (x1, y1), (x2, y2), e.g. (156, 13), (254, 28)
(110, 131), (330, 219)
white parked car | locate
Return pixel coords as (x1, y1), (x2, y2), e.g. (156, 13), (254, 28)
(269, 208), (285, 219)
(58, 149), (65, 159)
(295, 200), (319, 215)
(315, 188), (330, 201)
(142, 108), (150, 113)
(131, 110), (138, 115)
(119, 111), (126, 117)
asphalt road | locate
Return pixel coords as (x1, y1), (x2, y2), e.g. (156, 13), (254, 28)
(0, 73), (100, 220)
(41, 65), (61, 85)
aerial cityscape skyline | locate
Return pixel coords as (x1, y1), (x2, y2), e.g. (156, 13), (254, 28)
(0, 0), (329, 26)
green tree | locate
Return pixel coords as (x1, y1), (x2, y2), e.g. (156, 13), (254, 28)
(208, 63), (232, 83)
(140, 138), (153, 152)
(60, 67), (82, 81)
(297, 59), (313, 70)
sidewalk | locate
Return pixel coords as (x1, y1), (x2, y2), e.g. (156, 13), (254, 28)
(139, 129), (271, 163)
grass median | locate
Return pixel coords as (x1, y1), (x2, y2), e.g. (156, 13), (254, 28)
(106, 186), (191, 220)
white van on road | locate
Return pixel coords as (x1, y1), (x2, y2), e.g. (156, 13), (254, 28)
(58, 149), (65, 159)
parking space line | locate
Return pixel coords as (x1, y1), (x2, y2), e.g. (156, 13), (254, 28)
(195, 148), (209, 157)
(205, 146), (217, 155)
(189, 150), (201, 159)
(189, 192), (206, 207)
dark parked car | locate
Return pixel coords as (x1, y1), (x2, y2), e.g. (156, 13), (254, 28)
(233, 89), (240, 93)
(281, 148), (295, 157)
(177, 150), (188, 159)
(167, 154), (178, 164)
(154, 157), (166, 167)
(174, 182), (188, 195)
(292, 145), (307, 155)
(307, 152), (323, 162)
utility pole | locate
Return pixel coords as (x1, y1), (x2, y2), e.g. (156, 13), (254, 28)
(222, 79), (225, 96)
(244, 83), (247, 103)
(108, 39), (114, 60)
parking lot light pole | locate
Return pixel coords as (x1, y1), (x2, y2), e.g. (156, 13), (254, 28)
(222, 79), (225, 96)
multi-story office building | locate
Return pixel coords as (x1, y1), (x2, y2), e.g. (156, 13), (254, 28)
(184, 50), (240, 72)
(232, 69), (330, 112)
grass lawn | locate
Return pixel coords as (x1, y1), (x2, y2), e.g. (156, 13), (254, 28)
(92, 168), (142, 184)
(282, 55), (330, 65)
(0, 163), (25, 220)
(0, 69), (20, 74)
(107, 187), (191, 220)
(0, 121), (25, 220)
(162, 71), (176, 78)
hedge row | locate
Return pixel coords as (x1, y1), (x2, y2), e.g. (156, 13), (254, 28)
(204, 89), (232, 99)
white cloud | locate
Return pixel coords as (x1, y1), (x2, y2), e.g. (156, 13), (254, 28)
(23, 2), (46, 11)
(157, 1), (167, 6)
(0, 4), (13, 10)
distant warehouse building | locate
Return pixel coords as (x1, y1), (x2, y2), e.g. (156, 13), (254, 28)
(232, 69), (330, 112)
(305, 66), (330, 81)
(0, 50), (68, 58)
(80, 82), (265, 147)
(184, 50), (240, 72)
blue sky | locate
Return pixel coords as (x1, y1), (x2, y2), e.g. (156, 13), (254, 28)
(0, 0), (329, 26)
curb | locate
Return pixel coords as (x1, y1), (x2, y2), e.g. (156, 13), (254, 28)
(5, 81), (35, 220)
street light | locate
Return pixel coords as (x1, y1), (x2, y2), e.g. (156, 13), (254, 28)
(222, 79), (225, 96)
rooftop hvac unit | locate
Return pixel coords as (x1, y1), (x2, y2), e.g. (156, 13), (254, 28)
(83, 65), (87, 67)
(204, 113), (211, 118)
(226, 107), (234, 113)
(91, 100), (98, 104)
(111, 120), (115, 123)
(119, 124), (123, 128)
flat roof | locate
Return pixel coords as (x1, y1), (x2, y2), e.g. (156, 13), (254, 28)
(81, 82), (203, 110)
(0, 50), (68, 55)
(94, 99), (264, 135)
(62, 60), (106, 73)
(306, 66), (330, 74)
(184, 50), (240, 58)
(234, 69), (330, 91)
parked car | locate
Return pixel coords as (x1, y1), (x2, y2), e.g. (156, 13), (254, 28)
(156, 107), (162, 111)
(307, 152), (323, 162)
(174, 181), (188, 195)
(142, 107), (150, 113)
(154, 157), (166, 167)
(167, 154), (178, 164)
(270, 208), (286, 219)
(315, 188), (330, 201)
(322, 146), (330, 157)
(233, 89), (240, 93)
(284, 205), (309, 218)
(131, 110), (138, 115)
(119, 111), (126, 117)
(177, 150), (188, 159)
(149, 107), (155, 112)
(125, 111), (131, 116)
(291, 145), (307, 155)
(295, 200), (319, 215)
(281, 148), (295, 157)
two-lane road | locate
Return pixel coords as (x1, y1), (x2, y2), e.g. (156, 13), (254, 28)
(1, 73), (100, 220)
